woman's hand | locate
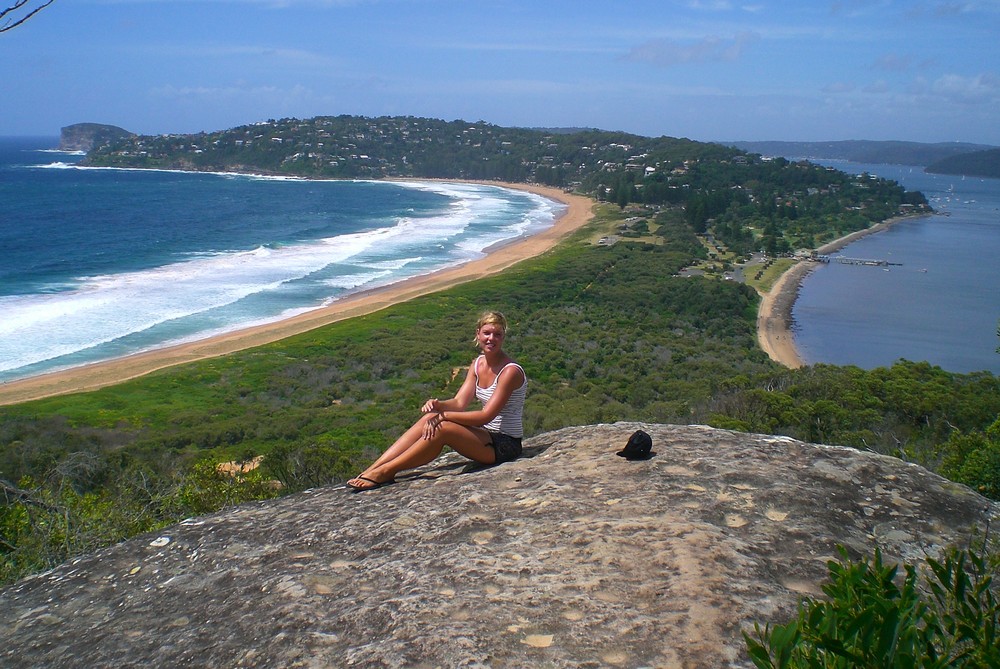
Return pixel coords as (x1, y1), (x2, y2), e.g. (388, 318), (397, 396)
(422, 412), (445, 440)
(422, 398), (440, 413)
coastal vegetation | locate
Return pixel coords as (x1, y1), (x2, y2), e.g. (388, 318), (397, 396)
(85, 115), (931, 255)
(2, 218), (998, 585)
(746, 543), (999, 668)
(2, 117), (995, 589)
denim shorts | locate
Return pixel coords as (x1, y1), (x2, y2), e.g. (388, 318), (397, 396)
(488, 431), (523, 464)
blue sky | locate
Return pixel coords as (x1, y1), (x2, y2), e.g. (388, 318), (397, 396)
(5, 0), (1000, 144)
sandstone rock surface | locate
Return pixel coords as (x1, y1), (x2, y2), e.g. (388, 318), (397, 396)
(2, 423), (996, 668)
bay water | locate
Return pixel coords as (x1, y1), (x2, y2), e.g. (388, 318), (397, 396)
(0, 137), (563, 382)
(792, 160), (1000, 375)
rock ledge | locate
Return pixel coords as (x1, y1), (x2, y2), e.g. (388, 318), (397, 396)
(1, 423), (996, 668)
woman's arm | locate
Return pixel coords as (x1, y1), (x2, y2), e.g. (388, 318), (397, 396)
(422, 361), (479, 414)
(437, 364), (524, 428)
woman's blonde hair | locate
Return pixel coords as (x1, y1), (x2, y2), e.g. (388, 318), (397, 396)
(473, 311), (508, 345)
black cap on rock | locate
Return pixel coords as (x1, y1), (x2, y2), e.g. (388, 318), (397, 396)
(616, 429), (654, 460)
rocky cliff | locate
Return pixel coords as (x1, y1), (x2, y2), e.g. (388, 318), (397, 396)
(1, 423), (996, 668)
(59, 123), (133, 152)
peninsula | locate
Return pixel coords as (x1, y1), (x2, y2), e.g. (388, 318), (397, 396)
(82, 115), (929, 363)
(755, 211), (933, 368)
(926, 147), (1000, 179)
(0, 116), (933, 401)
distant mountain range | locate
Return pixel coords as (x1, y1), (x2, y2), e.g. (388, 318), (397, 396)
(726, 139), (998, 170)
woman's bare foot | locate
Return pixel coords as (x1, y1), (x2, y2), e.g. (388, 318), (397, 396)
(347, 472), (395, 492)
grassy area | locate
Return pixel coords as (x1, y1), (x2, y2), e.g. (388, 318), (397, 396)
(744, 257), (797, 294)
(582, 203), (630, 243)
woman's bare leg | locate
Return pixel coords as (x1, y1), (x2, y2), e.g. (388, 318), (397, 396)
(362, 415), (431, 472)
(348, 419), (496, 490)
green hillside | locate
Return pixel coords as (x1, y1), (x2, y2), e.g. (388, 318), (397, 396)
(926, 148), (1000, 179)
(85, 115), (931, 256)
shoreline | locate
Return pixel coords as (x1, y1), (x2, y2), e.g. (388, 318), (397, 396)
(0, 181), (594, 406)
(756, 213), (933, 368)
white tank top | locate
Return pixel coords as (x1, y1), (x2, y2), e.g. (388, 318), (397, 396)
(474, 356), (527, 438)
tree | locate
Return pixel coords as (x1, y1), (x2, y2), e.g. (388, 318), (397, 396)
(1, 0), (54, 33)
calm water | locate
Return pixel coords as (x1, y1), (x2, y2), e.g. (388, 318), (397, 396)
(0, 137), (563, 382)
(792, 160), (1000, 374)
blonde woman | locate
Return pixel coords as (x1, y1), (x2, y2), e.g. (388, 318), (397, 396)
(347, 311), (527, 492)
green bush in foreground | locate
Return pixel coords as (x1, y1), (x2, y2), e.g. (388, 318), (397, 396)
(744, 544), (1000, 668)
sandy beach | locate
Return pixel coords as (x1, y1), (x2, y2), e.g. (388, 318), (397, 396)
(0, 182), (594, 406)
(1, 183), (930, 403)
(756, 214), (932, 368)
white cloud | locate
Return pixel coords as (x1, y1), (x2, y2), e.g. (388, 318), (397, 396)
(904, 1), (1000, 18)
(137, 43), (339, 67)
(436, 41), (619, 56)
(149, 82), (314, 104)
(830, 0), (895, 19)
(931, 72), (1000, 103)
(624, 32), (759, 67)
(929, 2), (975, 17)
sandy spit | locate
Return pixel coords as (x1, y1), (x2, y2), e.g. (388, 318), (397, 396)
(756, 214), (933, 368)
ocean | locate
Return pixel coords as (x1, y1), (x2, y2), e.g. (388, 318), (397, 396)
(0, 137), (564, 382)
(792, 159), (1000, 375)
(4, 138), (996, 383)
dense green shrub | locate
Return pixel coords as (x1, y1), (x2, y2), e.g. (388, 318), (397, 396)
(1, 472), (174, 582)
(175, 460), (282, 516)
(705, 363), (1000, 489)
(940, 417), (1000, 500)
(745, 544), (1000, 668)
(263, 441), (362, 491)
